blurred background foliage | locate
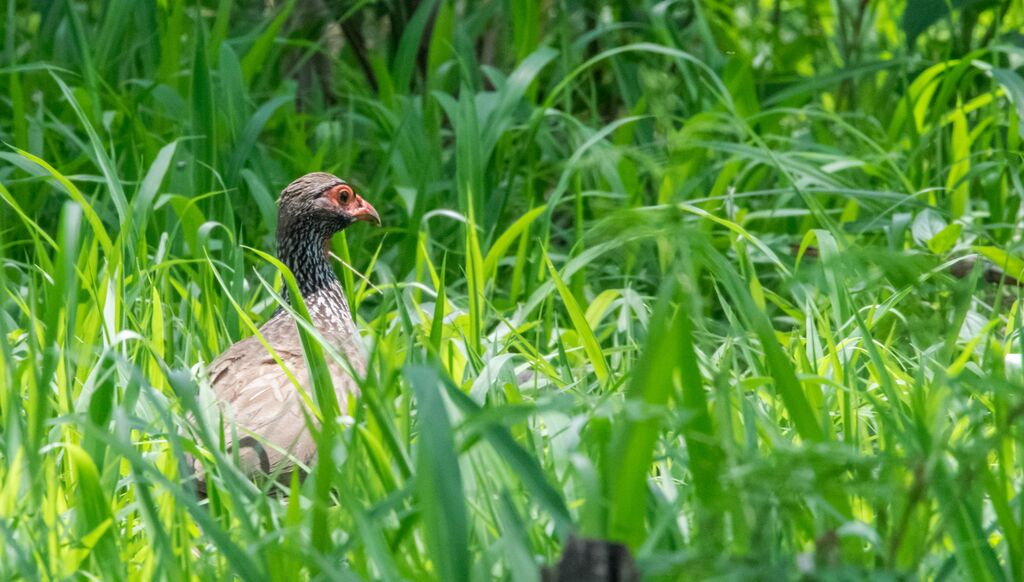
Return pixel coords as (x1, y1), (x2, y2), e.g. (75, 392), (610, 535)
(2, 0), (1024, 579)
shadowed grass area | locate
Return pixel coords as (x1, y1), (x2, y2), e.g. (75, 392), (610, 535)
(2, 1), (1024, 579)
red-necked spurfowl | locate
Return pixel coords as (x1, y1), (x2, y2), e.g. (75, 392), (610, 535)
(194, 172), (379, 491)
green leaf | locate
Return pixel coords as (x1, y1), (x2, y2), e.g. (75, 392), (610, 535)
(66, 444), (119, 573)
(245, 246), (339, 558)
(240, 0), (296, 86)
(928, 223), (962, 255)
(133, 140), (178, 226)
(699, 243), (824, 442)
(482, 205), (546, 280)
(407, 365), (469, 582)
(975, 246), (1024, 280)
(603, 254), (725, 548)
(992, 67), (1024, 138)
(902, 0), (995, 47)
(545, 255), (610, 387)
(392, 0), (439, 95)
(441, 377), (573, 537)
(481, 46), (558, 158)
(50, 75), (128, 227)
(225, 94), (293, 184)
(191, 22), (216, 194)
(947, 108), (970, 218)
(430, 253), (447, 353)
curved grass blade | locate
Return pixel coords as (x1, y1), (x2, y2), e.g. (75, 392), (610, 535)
(545, 255), (609, 387)
(407, 364), (470, 582)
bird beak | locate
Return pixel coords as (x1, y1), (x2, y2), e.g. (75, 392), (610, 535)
(348, 194), (381, 226)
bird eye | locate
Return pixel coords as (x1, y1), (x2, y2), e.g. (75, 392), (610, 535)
(324, 185), (351, 206)
(329, 184), (352, 204)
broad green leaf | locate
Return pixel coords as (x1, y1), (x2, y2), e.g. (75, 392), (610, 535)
(976, 246), (1024, 280)
(928, 223), (962, 255)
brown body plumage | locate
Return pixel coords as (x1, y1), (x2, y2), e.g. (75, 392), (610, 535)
(193, 172), (380, 491)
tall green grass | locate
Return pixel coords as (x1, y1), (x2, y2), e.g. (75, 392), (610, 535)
(2, 0), (1024, 579)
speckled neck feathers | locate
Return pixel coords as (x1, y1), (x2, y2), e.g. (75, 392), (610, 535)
(275, 179), (355, 335)
(277, 225), (340, 298)
(274, 225), (361, 347)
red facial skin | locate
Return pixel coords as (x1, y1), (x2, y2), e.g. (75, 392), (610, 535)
(322, 184), (381, 255)
(325, 184), (381, 226)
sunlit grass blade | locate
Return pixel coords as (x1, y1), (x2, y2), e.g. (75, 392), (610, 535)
(605, 270), (683, 548)
(545, 255), (609, 387)
(407, 364), (469, 582)
(50, 74), (128, 227)
(699, 242), (824, 443)
(441, 375), (573, 536)
(65, 444), (119, 575)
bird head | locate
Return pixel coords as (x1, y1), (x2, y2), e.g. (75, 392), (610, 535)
(277, 172), (381, 237)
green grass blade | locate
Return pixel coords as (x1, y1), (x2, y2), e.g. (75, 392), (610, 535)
(407, 364), (470, 582)
(545, 255), (609, 387)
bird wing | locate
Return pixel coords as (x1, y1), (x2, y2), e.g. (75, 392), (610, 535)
(199, 314), (356, 478)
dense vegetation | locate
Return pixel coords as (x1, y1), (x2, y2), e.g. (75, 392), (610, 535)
(2, 0), (1024, 579)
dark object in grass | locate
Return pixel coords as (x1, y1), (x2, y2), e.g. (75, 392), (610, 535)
(946, 255), (1022, 287)
(191, 173), (380, 492)
(541, 536), (640, 582)
(792, 244), (1023, 288)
